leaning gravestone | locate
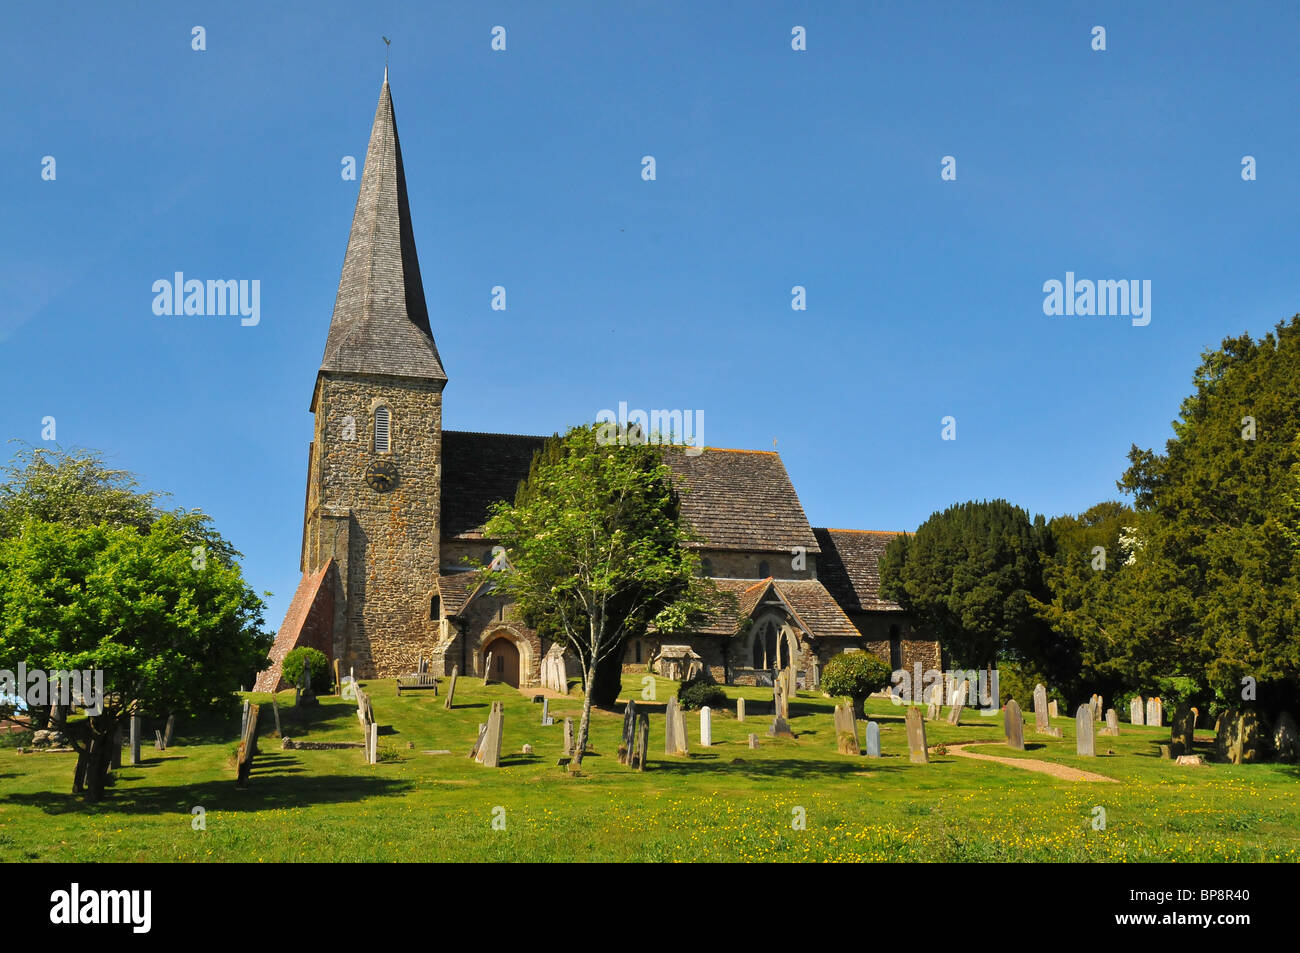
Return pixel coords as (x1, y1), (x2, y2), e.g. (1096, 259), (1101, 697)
(1273, 711), (1299, 763)
(631, 713), (649, 771)
(1103, 708), (1120, 737)
(1131, 695), (1145, 726)
(236, 704), (260, 786)
(155, 730), (165, 752)
(129, 715), (142, 765)
(865, 720), (881, 758)
(163, 714), (176, 748)
(946, 681), (968, 725)
(443, 665), (458, 710)
(834, 701), (860, 755)
(1075, 704), (1095, 756)
(905, 706), (928, 764)
(240, 700), (250, 738)
(478, 701), (505, 768)
(1170, 704), (1194, 756)
(1033, 684), (1049, 733)
(468, 723), (488, 760)
(619, 700), (638, 764)
(700, 707), (712, 747)
(1004, 699), (1025, 750)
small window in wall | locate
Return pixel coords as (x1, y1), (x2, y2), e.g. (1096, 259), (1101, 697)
(430, 595), (441, 620)
(700, 558), (713, 577)
(374, 406), (391, 453)
(758, 560), (770, 578)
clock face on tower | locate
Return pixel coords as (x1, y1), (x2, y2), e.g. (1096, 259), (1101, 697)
(365, 459), (399, 493)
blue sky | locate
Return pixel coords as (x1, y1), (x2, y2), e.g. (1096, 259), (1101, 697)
(3, 1), (1298, 629)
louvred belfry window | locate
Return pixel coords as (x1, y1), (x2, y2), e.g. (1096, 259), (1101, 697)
(374, 407), (391, 453)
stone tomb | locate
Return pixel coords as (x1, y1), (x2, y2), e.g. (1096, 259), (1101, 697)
(865, 720), (881, 758)
(1004, 699), (1024, 750)
(905, 706), (928, 763)
(833, 701), (860, 755)
(1075, 704), (1095, 756)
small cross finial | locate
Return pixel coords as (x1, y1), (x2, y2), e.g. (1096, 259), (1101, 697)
(382, 36), (391, 81)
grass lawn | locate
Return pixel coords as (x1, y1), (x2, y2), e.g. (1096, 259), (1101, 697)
(2, 675), (1297, 862)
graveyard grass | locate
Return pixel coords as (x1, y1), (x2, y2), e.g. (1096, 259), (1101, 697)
(2, 677), (1298, 862)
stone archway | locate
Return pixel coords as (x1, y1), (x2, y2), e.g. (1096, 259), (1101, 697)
(747, 612), (800, 673)
(483, 631), (522, 688)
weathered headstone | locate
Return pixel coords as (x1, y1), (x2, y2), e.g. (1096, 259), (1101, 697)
(865, 720), (881, 758)
(468, 722), (487, 760)
(748, 733), (759, 749)
(236, 703), (260, 785)
(1103, 708), (1120, 737)
(619, 700), (638, 764)
(926, 682), (942, 721)
(1094, 694), (1104, 722)
(631, 713), (649, 771)
(240, 699), (250, 738)
(271, 700), (282, 737)
(673, 699), (689, 754)
(905, 706), (928, 764)
(1273, 711), (1299, 763)
(443, 665), (458, 710)
(774, 680), (789, 721)
(834, 701), (860, 755)
(541, 698), (553, 726)
(1033, 684), (1049, 733)
(1218, 709), (1263, 764)
(163, 714), (176, 748)
(700, 706), (712, 747)
(1151, 696), (1163, 726)
(479, 701), (505, 768)
(368, 721), (379, 765)
(736, 697), (745, 722)
(946, 681), (968, 725)
(665, 696), (689, 755)
(300, 661), (316, 707)
(563, 716), (574, 757)
(1004, 699), (1024, 750)
(1131, 695), (1145, 726)
(1075, 704), (1095, 756)
(129, 714), (141, 765)
(1145, 696), (1159, 726)
(1170, 703), (1194, 756)
(1048, 699), (1059, 719)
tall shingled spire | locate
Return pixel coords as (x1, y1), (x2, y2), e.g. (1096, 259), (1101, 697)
(318, 73), (446, 388)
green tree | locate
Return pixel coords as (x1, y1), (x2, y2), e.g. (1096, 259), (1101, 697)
(1117, 317), (1300, 704)
(879, 500), (1055, 669)
(483, 424), (718, 768)
(819, 651), (891, 716)
(0, 517), (271, 801)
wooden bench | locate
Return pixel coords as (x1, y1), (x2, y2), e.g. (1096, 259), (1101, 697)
(396, 673), (438, 697)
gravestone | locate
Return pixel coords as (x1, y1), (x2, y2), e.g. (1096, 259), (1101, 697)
(767, 714), (794, 738)
(946, 681), (968, 725)
(1104, 708), (1120, 737)
(834, 701), (860, 755)
(664, 697), (689, 755)
(129, 715), (141, 765)
(541, 698), (553, 726)
(1152, 697), (1163, 726)
(619, 700), (638, 764)
(1271, 711), (1299, 763)
(443, 665), (458, 710)
(926, 682), (942, 721)
(1004, 699), (1024, 750)
(1095, 694), (1105, 722)
(1131, 695), (1145, 726)
(631, 713), (649, 771)
(155, 730), (165, 752)
(700, 707), (712, 747)
(1145, 696), (1160, 726)
(774, 680), (789, 721)
(563, 717), (574, 757)
(1213, 711), (1230, 761)
(368, 721), (379, 765)
(748, 733), (759, 749)
(1075, 704), (1095, 756)
(163, 714), (176, 748)
(240, 700), (250, 738)
(672, 699), (689, 755)
(333, 658), (341, 696)
(905, 706), (928, 764)
(483, 653), (493, 686)
(236, 704), (260, 786)
(110, 726), (122, 769)
(865, 720), (881, 758)
(479, 701), (505, 768)
(468, 723), (488, 760)
(299, 662), (316, 707)
(1048, 700), (1059, 719)
(1218, 709), (1263, 765)
(1170, 703), (1194, 756)
(271, 700), (282, 737)
(1033, 684), (1049, 733)
(736, 697), (745, 722)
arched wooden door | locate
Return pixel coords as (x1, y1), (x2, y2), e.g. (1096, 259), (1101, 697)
(484, 634), (521, 688)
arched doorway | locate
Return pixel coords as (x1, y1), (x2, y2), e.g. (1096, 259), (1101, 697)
(749, 613), (799, 673)
(483, 633), (521, 688)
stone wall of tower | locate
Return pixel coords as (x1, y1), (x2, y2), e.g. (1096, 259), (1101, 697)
(307, 372), (444, 677)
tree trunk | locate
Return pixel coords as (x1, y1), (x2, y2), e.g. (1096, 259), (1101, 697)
(570, 667), (596, 769)
(589, 641), (627, 709)
(72, 748), (88, 794)
(86, 733), (112, 802)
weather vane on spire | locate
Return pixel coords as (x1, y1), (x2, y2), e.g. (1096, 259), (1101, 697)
(383, 36), (391, 81)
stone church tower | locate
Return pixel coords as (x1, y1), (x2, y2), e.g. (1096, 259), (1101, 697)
(259, 72), (446, 688)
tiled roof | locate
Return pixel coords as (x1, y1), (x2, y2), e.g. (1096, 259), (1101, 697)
(813, 527), (906, 612)
(663, 448), (820, 554)
(440, 431), (548, 538)
(319, 78), (447, 385)
(436, 572), (481, 616)
(698, 577), (861, 640)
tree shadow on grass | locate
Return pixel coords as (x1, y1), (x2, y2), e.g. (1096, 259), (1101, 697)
(646, 756), (910, 781)
(3, 771), (413, 817)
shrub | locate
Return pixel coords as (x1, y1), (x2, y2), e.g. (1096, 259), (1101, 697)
(995, 661), (1067, 713)
(282, 647), (333, 692)
(820, 652), (891, 715)
(676, 674), (726, 711)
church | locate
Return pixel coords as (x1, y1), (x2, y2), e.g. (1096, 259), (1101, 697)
(254, 75), (941, 694)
